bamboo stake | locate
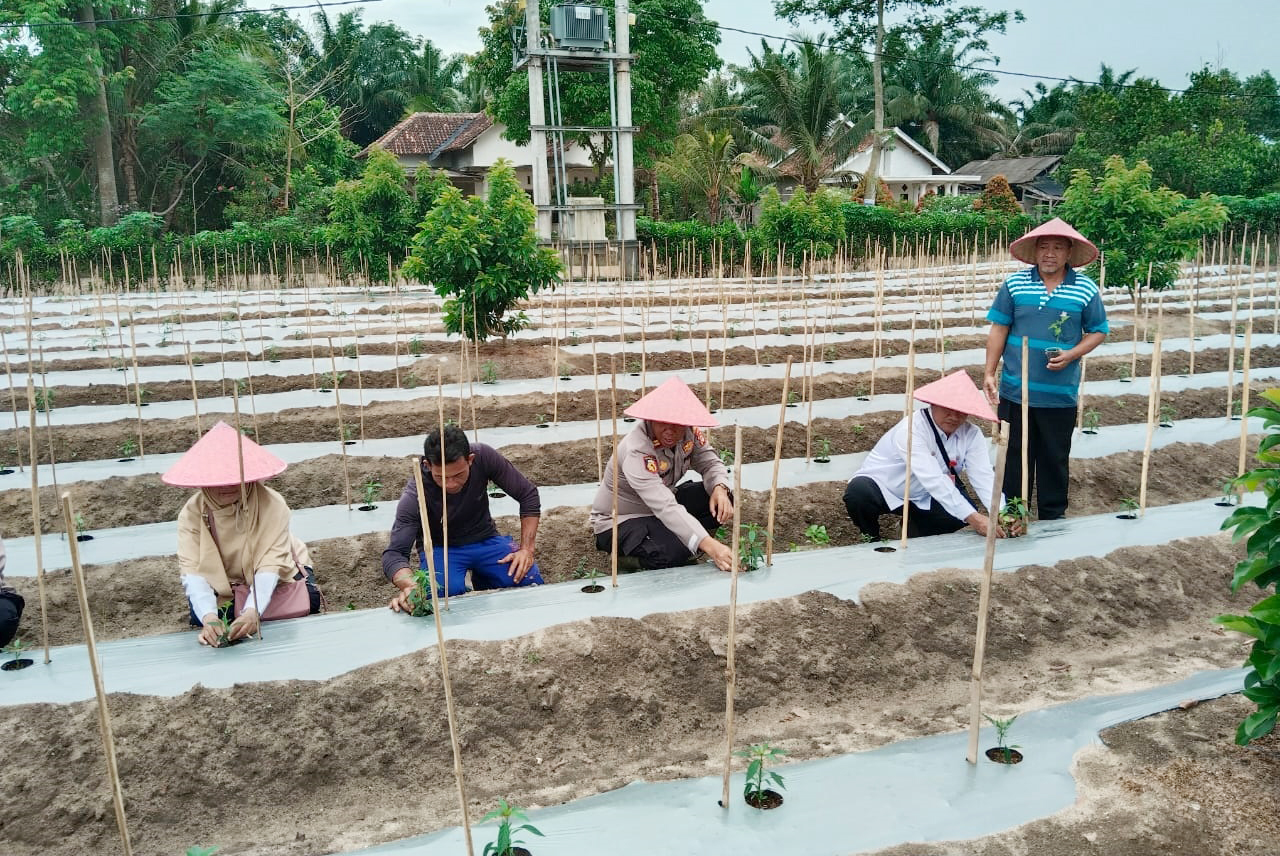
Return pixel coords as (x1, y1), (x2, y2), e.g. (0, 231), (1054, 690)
(125, 319), (146, 456)
(27, 377), (51, 663)
(61, 493), (133, 855)
(327, 338), (352, 508)
(1138, 326), (1163, 515)
(610, 357), (620, 588)
(0, 330), (24, 472)
(719, 424), (744, 810)
(1076, 356), (1087, 432)
(352, 335), (366, 443)
(1188, 276), (1197, 376)
(437, 366), (450, 613)
(1227, 282), (1240, 418)
(184, 344), (202, 437)
(704, 331), (713, 409)
(231, 386), (264, 639)
(593, 341), (602, 481)
(1020, 338), (1029, 504)
(900, 317), (918, 549)
(1239, 309), (1253, 481)
(965, 420), (1010, 764)
(37, 352), (62, 531)
(764, 358), (793, 566)
(409, 458), (474, 856)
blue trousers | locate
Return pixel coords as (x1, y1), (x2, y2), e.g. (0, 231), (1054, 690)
(420, 535), (544, 596)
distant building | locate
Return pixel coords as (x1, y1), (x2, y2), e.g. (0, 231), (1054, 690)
(361, 112), (602, 198)
(774, 127), (982, 205)
(953, 155), (1065, 212)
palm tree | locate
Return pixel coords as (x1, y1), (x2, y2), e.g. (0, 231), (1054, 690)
(406, 40), (466, 113)
(881, 27), (1005, 166)
(657, 127), (765, 224)
(739, 35), (865, 193)
(990, 81), (1078, 157)
(311, 10), (417, 145)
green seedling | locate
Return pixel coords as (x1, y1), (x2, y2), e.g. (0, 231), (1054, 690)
(815, 437), (832, 462)
(74, 512), (86, 533)
(534, 413), (549, 426)
(361, 478), (381, 507)
(804, 524), (831, 546)
(4, 636), (31, 665)
(234, 377), (249, 397)
(138, 387), (152, 403)
(523, 650), (542, 665)
(556, 362), (574, 378)
(738, 522), (769, 571)
(787, 390), (801, 406)
(480, 799), (543, 856)
(343, 343), (358, 359)
(1115, 364), (1132, 382)
(480, 360), (499, 384)
(292, 330), (305, 341)
(852, 423), (865, 436)
(342, 424), (356, 442)
(823, 346), (837, 361)
(627, 359), (642, 374)
(568, 330), (581, 345)
(408, 336), (425, 355)
(735, 742), (787, 806)
(1047, 310), (1069, 341)
(264, 345), (280, 362)
(1119, 497), (1140, 516)
(1083, 408), (1101, 433)
(210, 602), (235, 648)
(1158, 402), (1176, 426)
(111, 356), (127, 371)
(323, 371), (345, 389)
(406, 568), (434, 617)
(403, 372), (420, 389)
(33, 388), (54, 412)
(119, 437), (138, 458)
(998, 496), (1030, 536)
(983, 713), (1021, 764)
(718, 448), (734, 468)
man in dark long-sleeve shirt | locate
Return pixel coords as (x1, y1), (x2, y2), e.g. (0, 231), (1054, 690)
(384, 425), (543, 609)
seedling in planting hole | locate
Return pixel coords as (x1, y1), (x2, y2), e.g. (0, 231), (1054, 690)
(823, 346), (837, 361)
(209, 602), (236, 648)
(408, 336), (425, 355)
(1115, 364), (1131, 382)
(405, 568), (434, 617)
(265, 345), (280, 362)
(718, 448), (734, 468)
(556, 362), (574, 378)
(324, 371), (345, 389)
(1083, 408), (1101, 434)
(480, 799), (544, 856)
(33, 389), (53, 412)
(234, 377), (248, 396)
(804, 524), (830, 546)
(1119, 497), (1140, 517)
(138, 387), (151, 403)
(3, 636), (32, 669)
(568, 330), (581, 345)
(111, 356), (127, 371)
(74, 512), (87, 533)
(534, 413), (549, 427)
(627, 359), (642, 374)
(119, 437), (138, 458)
(361, 478), (381, 507)
(998, 497), (1030, 536)
(524, 650), (542, 664)
(342, 424), (356, 442)
(481, 361), (499, 384)
(342, 343), (357, 359)
(737, 522), (769, 571)
(852, 423), (865, 436)
(1158, 402), (1176, 426)
(1232, 399), (1243, 418)
(815, 437), (832, 462)
(488, 481), (506, 498)
(787, 390), (801, 406)
(735, 742), (787, 808)
(1219, 480), (1240, 505)
(292, 330), (304, 341)
(983, 713), (1021, 764)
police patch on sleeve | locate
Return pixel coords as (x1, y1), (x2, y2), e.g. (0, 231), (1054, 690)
(681, 439), (694, 454)
(643, 455), (659, 474)
(693, 427), (708, 447)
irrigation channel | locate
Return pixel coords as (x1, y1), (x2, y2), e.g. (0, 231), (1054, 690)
(1, 249), (1278, 856)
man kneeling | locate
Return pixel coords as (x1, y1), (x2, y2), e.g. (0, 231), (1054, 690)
(844, 371), (1004, 540)
(385, 425), (543, 610)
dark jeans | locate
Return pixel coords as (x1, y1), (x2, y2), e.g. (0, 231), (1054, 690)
(0, 591), (23, 648)
(189, 567), (322, 626)
(595, 481), (729, 570)
(999, 399), (1077, 520)
(843, 476), (968, 540)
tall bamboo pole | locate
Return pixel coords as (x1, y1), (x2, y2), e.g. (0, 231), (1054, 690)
(409, 459), (474, 856)
(900, 317), (918, 549)
(610, 357), (620, 588)
(1138, 326), (1163, 515)
(1227, 283), (1240, 419)
(0, 330), (24, 472)
(719, 425), (744, 809)
(437, 366), (451, 613)
(764, 358), (793, 566)
(965, 421), (1010, 764)
(26, 377), (51, 663)
(1239, 294), (1254, 481)
(184, 344), (202, 437)
(327, 338), (352, 508)
(125, 319), (146, 456)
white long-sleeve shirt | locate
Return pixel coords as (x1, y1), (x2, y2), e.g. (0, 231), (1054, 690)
(852, 408), (999, 520)
(182, 571), (279, 622)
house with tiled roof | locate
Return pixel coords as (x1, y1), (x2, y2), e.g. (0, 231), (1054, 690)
(775, 127), (980, 206)
(952, 155), (1065, 212)
(362, 112), (601, 198)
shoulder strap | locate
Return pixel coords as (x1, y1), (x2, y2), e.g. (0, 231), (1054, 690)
(921, 410), (960, 480)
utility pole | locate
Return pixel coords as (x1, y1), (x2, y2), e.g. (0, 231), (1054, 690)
(614, 0), (638, 276)
(525, 0), (553, 239)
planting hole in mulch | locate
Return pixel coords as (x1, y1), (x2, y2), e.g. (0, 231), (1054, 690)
(559, 376), (571, 381)
(1215, 500), (1236, 507)
(319, 388), (333, 393)
(581, 584), (605, 594)
(814, 457), (831, 464)
(985, 747), (1024, 765)
(0, 468), (12, 475)
(623, 417), (636, 423)
(536, 423), (550, 429)
(343, 441), (356, 446)
(744, 789), (785, 810)
(358, 505), (376, 512)
(857, 396), (870, 401)
(2, 658), (34, 671)
(488, 491), (506, 499)
(75, 534), (93, 542)
(1083, 429), (1098, 435)
(874, 545), (896, 553)
(1159, 421), (1174, 428)
(117, 457), (135, 463)
(1116, 512), (1138, 520)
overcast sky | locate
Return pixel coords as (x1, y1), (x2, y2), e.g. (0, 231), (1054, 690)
(359, 0), (1275, 102)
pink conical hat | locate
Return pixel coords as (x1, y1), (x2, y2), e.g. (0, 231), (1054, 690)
(161, 421), (288, 487)
(913, 371), (998, 421)
(624, 377), (720, 427)
(1010, 217), (1098, 268)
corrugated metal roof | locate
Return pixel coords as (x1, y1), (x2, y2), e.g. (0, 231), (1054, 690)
(952, 155), (1062, 186)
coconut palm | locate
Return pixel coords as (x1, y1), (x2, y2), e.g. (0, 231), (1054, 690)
(739, 34), (866, 193)
(657, 128), (763, 224)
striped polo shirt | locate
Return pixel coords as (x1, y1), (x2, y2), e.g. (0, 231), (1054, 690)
(987, 266), (1108, 407)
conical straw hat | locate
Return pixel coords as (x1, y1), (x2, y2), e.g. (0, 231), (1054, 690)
(623, 377), (719, 427)
(161, 421), (287, 487)
(1009, 217), (1099, 268)
(913, 371), (998, 422)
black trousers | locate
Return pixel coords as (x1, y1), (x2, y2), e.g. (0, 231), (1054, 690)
(595, 481), (727, 570)
(0, 591), (23, 648)
(999, 399), (1077, 520)
(843, 476), (968, 540)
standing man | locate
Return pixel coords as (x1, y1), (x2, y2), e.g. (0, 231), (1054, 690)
(591, 377), (736, 571)
(384, 425), (543, 609)
(984, 217), (1108, 520)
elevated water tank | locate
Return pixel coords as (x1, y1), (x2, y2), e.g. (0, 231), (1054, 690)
(550, 4), (608, 50)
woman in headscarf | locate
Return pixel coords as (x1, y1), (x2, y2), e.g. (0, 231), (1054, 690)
(163, 421), (321, 645)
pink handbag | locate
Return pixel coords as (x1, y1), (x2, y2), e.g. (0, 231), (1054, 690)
(233, 575), (311, 621)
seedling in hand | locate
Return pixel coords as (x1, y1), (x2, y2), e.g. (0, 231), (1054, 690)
(1047, 310), (1069, 342)
(480, 799), (543, 856)
(210, 602), (236, 648)
(983, 713), (1022, 764)
(735, 742), (787, 808)
(406, 568), (435, 617)
(998, 497), (1030, 537)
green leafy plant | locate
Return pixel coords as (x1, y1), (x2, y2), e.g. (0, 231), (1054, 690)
(998, 496), (1030, 536)
(822, 345), (837, 361)
(119, 437), (138, 458)
(323, 371), (345, 389)
(1115, 364), (1131, 382)
(1216, 388), (1280, 744)
(74, 512), (87, 533)
(1158, 402), (1177, 426)
(342, 424), (356, 442)
(209, 602), (235, 648)
(361, 478), (381, 507)
(1083, 408), (1101, 433)
(405, 568), (434, 618)
(1047, 310), (1069, 342)
(1119, 497), (1140, 514)
(264, 345), (280, 362)
(234, 377), (248, 396)
(408, 335), (425, 355)
(787, 390), (801, 406)
(852, 423), (865, 436)
(738, 522), (769, 571)
(33, 388), (53, 412)
(343, 343), (358, 359)
(815, 437), (832, 462)
(983, 713), (1021, 763)
(735, 742), (787, 806)
(480, 799), (543, 856)
(481, 360), (499, 384)
(804, 524), (830, 546)
(534, 413), (549, 426)
(4, 636), (30, 665)
(1220, 480), (1240, 505)
(627, 359), (642, 374)
(718, 448), (734, 468)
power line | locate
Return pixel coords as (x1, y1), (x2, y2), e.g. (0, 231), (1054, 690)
(0, 0), (383, 30)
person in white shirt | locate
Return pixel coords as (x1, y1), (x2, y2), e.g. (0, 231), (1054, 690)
(844, 371), (1004, 540)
